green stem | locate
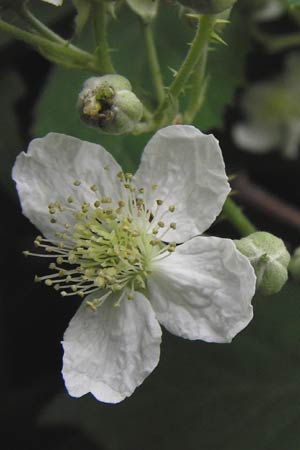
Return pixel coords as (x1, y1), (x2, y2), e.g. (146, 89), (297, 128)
(153, 14), (215, 125)
(184, 41), (209, 123)
(222, 197), (257, 237)
(21, 5), (66, 44)
(0, 19), (103, 73)
(142, 22), (165, 104)
(91, 0), (115, 73)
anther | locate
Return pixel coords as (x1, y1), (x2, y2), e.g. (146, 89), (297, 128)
(45, 279), (53, 286)
(158, 221), (165, 228)
(101, 197), (112, 204)
(73, 180), (81, 186)
(170, 222), (177, 229)
(67, 196), (74, 204)
(156, 199), (163, 206)
(168, 205), (175, 212)
(94, 200), (101, 208)
(90, 184), (97, 192)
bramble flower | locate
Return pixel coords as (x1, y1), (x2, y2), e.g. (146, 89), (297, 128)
(13, 125), (256, 403)
(233, 53), (300, 159)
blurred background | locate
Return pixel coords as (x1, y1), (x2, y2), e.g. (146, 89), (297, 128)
(1, 1), (300, 449)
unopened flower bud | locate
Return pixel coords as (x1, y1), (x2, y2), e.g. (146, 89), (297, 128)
(235, 231), (290, 296)
(288, 247), (300, 280)
(77, 75), (143, 135)
(178, 0), (237, 14)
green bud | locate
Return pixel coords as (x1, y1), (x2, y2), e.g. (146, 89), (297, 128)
(178, 0), (237, 14)
(235, 231), (290, 296)
(288, 247), (300, 280)
(77, 75), (143, 135)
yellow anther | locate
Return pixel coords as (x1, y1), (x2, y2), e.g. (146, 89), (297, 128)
(58, 270), (66, 277)
(150, 239), (160, 246)
(34, 240), (40, 247)
(34, 275), (41, 282)
(56, 257), (63, 265)
(101, 197), (112, 204)
(78, 291), (85, 298)
(48, 202), (55, 209)
(117, 171), (124, 179)
(67, 196), (74, 203)
(58, 242), (65, 249)
(71, 285), (78, 292)
(36, 235), (43, 242)
(127, 292), (134, 300)
(94, 200), (101, 208)
(45, 246), (52, 253)
(158, 221), (165, 228)
(49, 262), (56, 269)
(152, 228), (159, 235)
(95, 276), (106, 288)
(73, 180), (81, 186)
(23, 250), (30, 257)
(49, 208), (56, 215)
(86, 300), (98, 311)
(138, 188), (144, 194)
(45, 279), (53, 286)
(118, 200), (125, 208)
(170, 222), (177, 229)
(90, 184), (97, 192)
(156, 199), (163, 206)
(168, 205), (175, 212)
(61, 291), (67, 297)
(50, 218), (57, 224)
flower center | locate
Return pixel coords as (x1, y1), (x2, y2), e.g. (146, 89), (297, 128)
(25, 169), (176, 309)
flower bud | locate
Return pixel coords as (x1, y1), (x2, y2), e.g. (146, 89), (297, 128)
(235, 232), (290, 296)
(77, 75), (143, 135)
(288, 247), (300, 280)
(178, 0), (237, 14)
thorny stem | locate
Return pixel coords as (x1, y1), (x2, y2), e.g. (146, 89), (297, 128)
(222, 197), (257, 237)
(0, 19), (104, 73)
(92, 0), (115, 73)
(21, 5), (66, 45)
(142, 22), (165, 104)
(153, 14), (215, 126)
(184, 41), (209, 123)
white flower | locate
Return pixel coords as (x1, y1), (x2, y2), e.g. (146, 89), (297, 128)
(42, 0), (63, 6)
(13, 125), (256, 403)
(233, 53), (300, 159)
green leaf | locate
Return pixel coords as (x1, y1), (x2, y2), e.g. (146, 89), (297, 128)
(40, 282), (300, 450)
(126, 0), (159, 23)
(288, 0), (300, 6)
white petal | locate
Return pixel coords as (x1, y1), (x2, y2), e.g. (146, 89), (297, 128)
(233, 122), (280, 153)
(148, 236), (255, 343)
(134, 125), (230, 243)
(12, 133), (122, 239)
(62, 291), (162, 403)
(42, 0), (63, 5)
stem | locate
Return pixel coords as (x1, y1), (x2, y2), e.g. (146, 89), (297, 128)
(142, 22), (165, 104)
(0, 19), (103, 73)
(153, 14), (215, 125)
(222, 197), (257, 237)
(253, 28), (300, 52)
(184, 41), (209, 123)
(21, 5), (66, 45)
(91, 0), (115, 73)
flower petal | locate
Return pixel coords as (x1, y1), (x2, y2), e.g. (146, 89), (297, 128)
(148, 236), (255, 343)
(134, 125), (230, 243)
(233, 122), (280, 153)
(12, 133), (123, 239)
(62, 291), (162, 403)
(42, 0), (63, 5)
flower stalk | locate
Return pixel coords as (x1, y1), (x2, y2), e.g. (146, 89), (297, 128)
(222, 197), (257, 237)
(91, 0), (115, 73)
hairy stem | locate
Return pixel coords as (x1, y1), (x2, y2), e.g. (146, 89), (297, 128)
(92, 0), (115, 73)
(0, 19), (103, 73)
(153, 14), (215, 125)
(222, 197), (257, 237)
(142, 22), (165, 104)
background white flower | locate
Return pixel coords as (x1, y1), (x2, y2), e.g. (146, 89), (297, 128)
(233, 53), (300, 159)
(13, 125), (256, 403)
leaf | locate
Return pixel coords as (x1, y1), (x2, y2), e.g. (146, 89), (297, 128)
(288, 0), (300, 6)
(126, 0), (159, 23)
(39, 282), (300, 450)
